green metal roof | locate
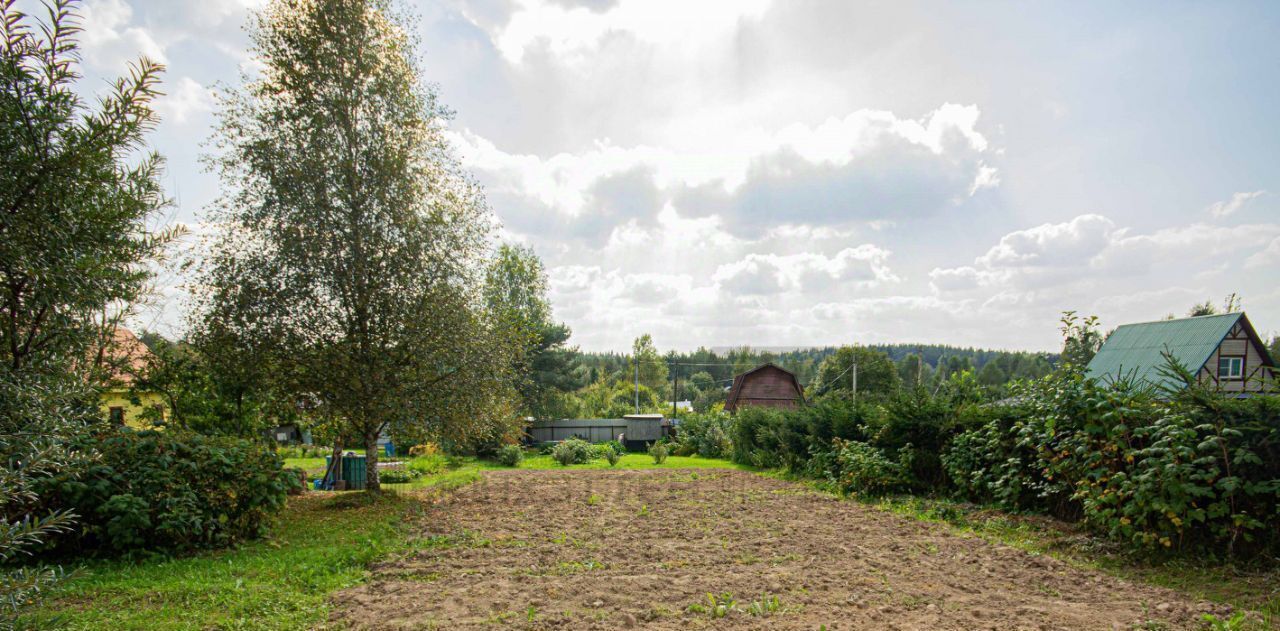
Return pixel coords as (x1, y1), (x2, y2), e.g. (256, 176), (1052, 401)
(1085, 313), (1244, 390)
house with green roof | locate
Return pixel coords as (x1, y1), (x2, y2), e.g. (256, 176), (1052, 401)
(1086, 312), (1275, 394)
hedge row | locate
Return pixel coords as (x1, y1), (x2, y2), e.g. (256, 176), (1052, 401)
(730, 371), (1280, 555)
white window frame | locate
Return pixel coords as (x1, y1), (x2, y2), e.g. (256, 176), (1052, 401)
(1218, 356), (1243, 380)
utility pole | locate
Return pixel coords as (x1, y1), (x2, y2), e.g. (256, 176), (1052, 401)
(851, 358), (858, 400)
(634, 355), (640, 414)
(671, 361), (678, 418)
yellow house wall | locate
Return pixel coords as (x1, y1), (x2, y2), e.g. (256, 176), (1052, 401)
(100, 389), (168, 430)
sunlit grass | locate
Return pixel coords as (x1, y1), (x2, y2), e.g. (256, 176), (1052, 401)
(23, 463), (482, 630)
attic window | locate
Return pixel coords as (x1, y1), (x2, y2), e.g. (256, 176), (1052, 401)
(1218, 357), (1243, 379)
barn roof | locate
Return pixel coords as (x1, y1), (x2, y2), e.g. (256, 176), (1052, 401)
(1085, 312), (1272, 390)
(725, 363), (804, 411)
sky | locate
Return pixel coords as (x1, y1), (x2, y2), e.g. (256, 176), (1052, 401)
(65, 0), (1280, 352)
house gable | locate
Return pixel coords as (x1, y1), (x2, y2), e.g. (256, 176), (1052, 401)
(725, 363), (804, 413)
(1198, 315), (1275, 393)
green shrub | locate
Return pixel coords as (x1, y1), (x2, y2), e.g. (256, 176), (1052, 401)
(551, 438), (595, 466)
(673, 411), (734, 458)
(828, 438), (911, 496)
(648, 441), (668, 464)
(378, 468), (422, 484)
(604, 449), (620, 467)
(37, 430), (292, 554)
(497, 444), (524, 467)
(601, 440), (626, 456)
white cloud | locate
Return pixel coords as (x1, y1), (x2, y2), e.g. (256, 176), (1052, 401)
(154, 77), (214, 124)
(712, 246), (897, 295)
(976, 214), (1116, 269)
(451, 102), (996, 234)
(492, 0), (772, 64)
(1244, 237), (1280, 269)
(79, 0), (167, 71)
(1207, 190), (1266, 218)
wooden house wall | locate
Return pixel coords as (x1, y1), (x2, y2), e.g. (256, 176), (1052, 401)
(729, 367), (803, 411)
(1198, 321), (1273, 393)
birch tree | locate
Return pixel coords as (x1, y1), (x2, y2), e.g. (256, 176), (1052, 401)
(198, 0), (512, 490)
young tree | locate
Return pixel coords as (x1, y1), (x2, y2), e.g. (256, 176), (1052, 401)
(631, 334), (669, 400)
(1, 0), (171, 620)
(484, 244), (579, 420)
(200, 0), (512, 490)
(1059, 311), (1102, 369)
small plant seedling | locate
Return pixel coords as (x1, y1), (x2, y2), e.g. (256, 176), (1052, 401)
(746, 593), (782, 616)
(1201, 613), (1247, 631)
(638, 504), (649, 517)
(587, 493), (601, 506)
(525, 605), (537, 622)
(687, 592), (737, 619)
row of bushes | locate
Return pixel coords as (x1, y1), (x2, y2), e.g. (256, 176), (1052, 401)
(729, 370), (1280, 555)
(35, 430), (295, 555)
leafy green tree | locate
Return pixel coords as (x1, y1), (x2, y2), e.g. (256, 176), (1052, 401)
(1187, 300), (1217, 317)
(1059, 311), (1102, 370)
(484, 244), (580, 420)
(133, 333), (277, 437)
(977, 361), (1007, 388)
(1, 0), (172, 622)
(812, 346), (900, 398)
(199, 0), (515, 490)
(897, 353), (926, 389)
(631, 334), (669, 400)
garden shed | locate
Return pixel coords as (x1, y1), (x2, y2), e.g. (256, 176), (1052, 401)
(724, 363), (805, 413)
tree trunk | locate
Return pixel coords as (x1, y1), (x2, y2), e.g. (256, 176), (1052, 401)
(365, 430), (380, 492)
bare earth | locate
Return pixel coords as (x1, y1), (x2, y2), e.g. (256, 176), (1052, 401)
(331, 469), (1225, 630)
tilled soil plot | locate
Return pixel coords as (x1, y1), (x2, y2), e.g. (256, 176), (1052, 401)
(331, 469), (1226, 630)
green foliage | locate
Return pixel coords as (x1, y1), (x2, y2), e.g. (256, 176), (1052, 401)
(671, 411), (733, 458)
(647, 441), (668, 464)
(37, 431), (291, 554)
(603, 449), (620, 467)
(827, 438), (912, 496)
(496, 444), (524, 467)
(132, 334), (275, 438)
(731, 319), (1280, 555)
(1, 0), (174, 623)
(377, 468), (422, 484)
(945, 368), (1280, 553)
(687, 592), (737, 618)
(811, 346), (900, 398)
(551, 438), (596, 466)
(631, 334), (669, 400)
(485, 244), (580, 420)
(1059, 311), (1103, 369)
(200, 0), (519, 491)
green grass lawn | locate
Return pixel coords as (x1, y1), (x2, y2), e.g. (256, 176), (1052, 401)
(22, 464), (483, 631)
(282, 456), (326, 477)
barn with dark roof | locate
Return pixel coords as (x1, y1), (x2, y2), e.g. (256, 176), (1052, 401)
(724, 363), (805, 413)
